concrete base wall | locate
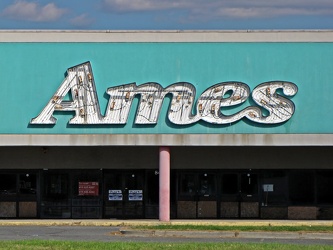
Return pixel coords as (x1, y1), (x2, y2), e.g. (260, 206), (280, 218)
(241, 202), (259, 218)
(177, 201), (196, 219)
(198, 201), (217, 218)
(221, 202), (239, 218)
(19, 202), (37, 218)
(0, 202), (16, 217)
(288, 206), (318, 219)
(317, 207), (333, 219)
(260, 206), (288, 219)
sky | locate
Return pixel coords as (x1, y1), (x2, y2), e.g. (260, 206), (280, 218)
(0, 0), (333, 30)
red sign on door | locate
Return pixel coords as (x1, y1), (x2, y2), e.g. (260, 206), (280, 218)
(78, 182), (99, 196)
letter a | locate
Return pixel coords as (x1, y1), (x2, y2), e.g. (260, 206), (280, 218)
(30, 62), (103, 124)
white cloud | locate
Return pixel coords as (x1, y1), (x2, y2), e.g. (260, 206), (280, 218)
(102, 0), (333, 19)
(103, 0), (186, 12)
(2, 1), (67, 22)
(70, 14), (94, 28)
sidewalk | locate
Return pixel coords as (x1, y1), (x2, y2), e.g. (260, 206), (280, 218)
(0, 219), (332, 227)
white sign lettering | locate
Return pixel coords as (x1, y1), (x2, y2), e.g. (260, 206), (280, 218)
(108, 190), (123, 201)
(128, 190), (143, 201)
(30, 62), (298, 125)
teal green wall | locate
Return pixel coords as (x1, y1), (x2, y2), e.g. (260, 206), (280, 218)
(0, 42), (332, 134)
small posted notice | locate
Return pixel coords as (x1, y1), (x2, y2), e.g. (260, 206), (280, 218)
(108, 190), (123, 201)
(78, 182), (99, 196)
(128, 190), (143, 201)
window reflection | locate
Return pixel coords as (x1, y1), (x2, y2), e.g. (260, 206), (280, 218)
(45, 174), (68, 199)
(179, 174), (195, 195)
(179, 173), (216, 196)
(198, 174), (215, 196)
(19, 174), (37, 194)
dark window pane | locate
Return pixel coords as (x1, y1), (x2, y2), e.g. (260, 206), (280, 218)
(198, 174), (216, 196)
(19, 173), (37, 195)
(261, 171), (287, 206)
(146, 171), (159, 205)
(221, 174), (238, 194)
(45, 174), (68, 200)
(105, 173), (122, 190)
(0, 174), (17, 195)
(289, 171), (314, 204)
(317, 171), (333, 204)
(241, 173), (258, 195)
(124, 173), (144, 190)
(179, 174), (196, 196)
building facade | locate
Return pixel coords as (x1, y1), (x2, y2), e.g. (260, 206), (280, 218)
(0, 30), (333, 220)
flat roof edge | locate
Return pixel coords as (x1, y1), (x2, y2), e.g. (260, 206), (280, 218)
(1, 30), (333, 42)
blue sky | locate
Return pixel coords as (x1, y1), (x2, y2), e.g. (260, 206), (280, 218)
(0, 0), (333, 30)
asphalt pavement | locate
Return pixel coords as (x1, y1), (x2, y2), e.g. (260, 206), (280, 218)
(0, 219), (332, 241)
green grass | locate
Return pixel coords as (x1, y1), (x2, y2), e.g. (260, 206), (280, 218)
(133, 224), (333, 232)
(0, 240), (332, 250)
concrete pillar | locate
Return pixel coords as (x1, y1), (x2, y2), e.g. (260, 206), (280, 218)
(159, 146), (170, 222)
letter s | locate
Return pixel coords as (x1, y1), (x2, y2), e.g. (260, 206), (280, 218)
(249, 81), (298, 124)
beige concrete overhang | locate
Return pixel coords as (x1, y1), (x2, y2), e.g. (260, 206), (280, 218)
(0, 134), (332, 146)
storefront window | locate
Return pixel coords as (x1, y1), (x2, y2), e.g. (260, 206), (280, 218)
(317, 171), (333, 204)
(146, 171), (159, 205)
(0, 174), (17, 195)
(198, 174), (216, 196)
(19, 174), (37, 195)
(179, 174), (196, 196)
(71, 171), (102, 219)
(241, 173), (258, 195)
(179, 172), (216, 197)
(73, 171), (101, 198)
(261, 171), (287, 206)
(289, 171), (314, 205)
(221, 174), (238, 195)
(45, 174), (68, 200)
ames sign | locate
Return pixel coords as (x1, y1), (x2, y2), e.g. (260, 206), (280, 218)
(30, 62), (298, 126)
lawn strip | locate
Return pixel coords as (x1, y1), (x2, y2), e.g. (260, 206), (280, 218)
(0, 240), (332, 250)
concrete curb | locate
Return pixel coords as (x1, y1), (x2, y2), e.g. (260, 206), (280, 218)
(120, 229), (333, 240)
(0, 219), (333, 227)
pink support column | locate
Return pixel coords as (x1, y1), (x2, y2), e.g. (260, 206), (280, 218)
(159, 146), (170, 222)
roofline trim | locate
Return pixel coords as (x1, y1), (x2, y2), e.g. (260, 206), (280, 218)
(1, 30), (333, 42)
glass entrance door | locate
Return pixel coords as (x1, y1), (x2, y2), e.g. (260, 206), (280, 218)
(177, 172), (217, 219)
(71, 170), (102, 219)
(104, 171), (144, 218)
(41, 170), (102, 219)
(0, 172), (38, 218)
(220, 172), (259, 218)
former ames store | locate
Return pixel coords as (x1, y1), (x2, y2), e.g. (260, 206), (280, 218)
(0, 30), (333, 220)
